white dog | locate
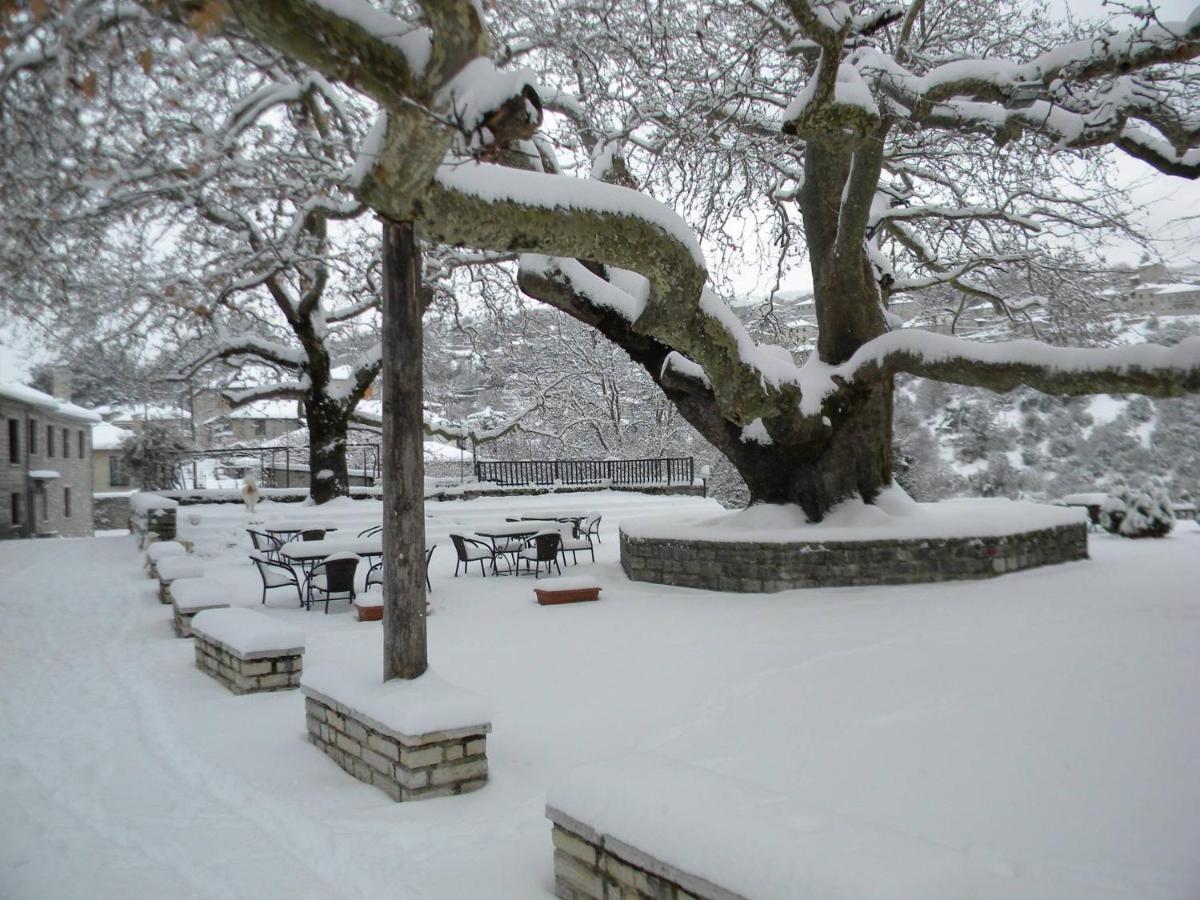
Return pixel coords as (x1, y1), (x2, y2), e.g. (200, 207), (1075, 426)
(241, 474), (261, 514)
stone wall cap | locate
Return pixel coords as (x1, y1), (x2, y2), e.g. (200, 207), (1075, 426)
(156, 557), (205, 582)
(621, 489), (1087, 545)
(170, 578), (230, 612)
(145, 541), (187, 562)
(301, 658), (491, 744)
(191, 607), (306, 658)
(547, 752), (1038, 899)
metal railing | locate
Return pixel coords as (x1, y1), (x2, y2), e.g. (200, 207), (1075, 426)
(474, 457), (694, 487)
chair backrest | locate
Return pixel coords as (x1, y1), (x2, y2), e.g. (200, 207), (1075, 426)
(529, 531), (561, 560)
(358, 525), (382, 538)
(250, 554), (293, 585)
(301, 528), (327, 542)
(584, 515), (601, 536)
(247, 529), (278, 551)
(318, 555), (358, 591)
(425, 545), (436, 565)
(449, 534), (471, 561)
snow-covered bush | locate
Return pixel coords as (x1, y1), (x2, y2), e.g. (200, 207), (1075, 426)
(1100, 481), (1175, 538)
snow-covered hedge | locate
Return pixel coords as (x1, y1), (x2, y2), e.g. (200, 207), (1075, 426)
(1100, 481), (1175, 538)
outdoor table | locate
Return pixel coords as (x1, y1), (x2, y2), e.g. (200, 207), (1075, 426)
(264, 524), (340, 541)
(278, 536), (383, 592)
(474, 522), (562, 573)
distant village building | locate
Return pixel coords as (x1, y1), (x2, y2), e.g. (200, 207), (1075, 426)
(0, 374), (99, 539)
(92, 420), (136, 493)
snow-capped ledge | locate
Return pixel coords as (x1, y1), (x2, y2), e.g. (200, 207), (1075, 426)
(301, 655), (491, 802)
(547, 753), (1049, 899)
(620, 489), (1089, 592)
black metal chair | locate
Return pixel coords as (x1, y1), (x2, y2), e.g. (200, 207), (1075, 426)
(250, 554), (303, 606)
(517, 531), (562, 577)
(558, 524), (595, 565)
(307, 552), (358, 613)
(301, 528), (329, 542)
(247, 529), (283, 562)
(450, 533), (499, 576)
(358, 525), (382, 538)
(581, 513), (602, 544)
(367, 544), (437, 592)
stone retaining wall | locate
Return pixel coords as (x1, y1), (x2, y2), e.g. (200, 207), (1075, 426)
(549, 813), (739, 900)
(621, 522), (1087, 592)
(193, 633), (303, 694)
(303, 692), (488, 802)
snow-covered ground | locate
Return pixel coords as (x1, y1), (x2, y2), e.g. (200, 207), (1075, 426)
(1, 491), (1198, 899)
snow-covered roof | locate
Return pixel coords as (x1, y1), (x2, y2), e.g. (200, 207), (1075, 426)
(329, 364), (354, 381)
(92, 421), (134, 451)
(96, 402), (191, 423)
(0, 381), (102, 423)
(1153, 283), (1200, 295)
(204, 399), (302, 423)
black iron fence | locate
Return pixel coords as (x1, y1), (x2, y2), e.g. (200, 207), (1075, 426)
(177, 443), (383, 489)
(475, 457), (694, 487)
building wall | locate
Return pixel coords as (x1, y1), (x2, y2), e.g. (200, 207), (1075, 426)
(0, 399), (94, 538)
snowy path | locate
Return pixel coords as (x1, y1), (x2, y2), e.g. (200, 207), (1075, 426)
(2, 502), (1199, 899)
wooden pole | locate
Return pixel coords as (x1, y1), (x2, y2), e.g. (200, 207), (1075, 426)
(381, 219), (428, 681)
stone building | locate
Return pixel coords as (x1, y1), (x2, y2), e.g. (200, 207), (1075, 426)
(1, 375), (100, 539)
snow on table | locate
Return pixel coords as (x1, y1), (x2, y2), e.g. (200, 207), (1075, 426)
(622, 485), (1086, 544)
(548, 753), (1044, 900)
(130, 492), (179, 513)
(302, 656), (490, 741)
(190, 608), (305, 659)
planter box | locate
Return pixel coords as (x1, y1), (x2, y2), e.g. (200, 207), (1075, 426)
(356, 603), (383, 622)
(535, 585), (600, 607)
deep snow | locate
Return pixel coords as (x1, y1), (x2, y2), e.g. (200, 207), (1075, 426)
(1, 491), (1198, 898)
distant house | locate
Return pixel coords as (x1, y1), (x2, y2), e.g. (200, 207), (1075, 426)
(191, 388), (303, 445)
(92, 421), (137, 493)
(0, 376), (100, 539)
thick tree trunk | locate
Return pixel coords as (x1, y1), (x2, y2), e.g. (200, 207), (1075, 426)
(306, 397), (350, 505)
(736, 379), (894, 517)
(381, 219), (428, 682)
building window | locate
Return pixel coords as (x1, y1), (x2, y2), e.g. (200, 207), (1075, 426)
(46, 424), (54, 457)
(7, 419), (17, 464)
(28, 420), (36, 455)
(78, 430), (84, 458)
(109, 454), (131, 487)
(253, 419), (267, 437)
(38, 485), (47, 521)
(10, 492), (19, 525)
(64, 487), (71, 518)
(62, 427), (69, 458)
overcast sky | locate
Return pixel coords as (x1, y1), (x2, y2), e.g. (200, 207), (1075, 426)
(3, 0), (1199, 384)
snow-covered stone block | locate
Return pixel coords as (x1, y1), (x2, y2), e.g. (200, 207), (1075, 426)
(156, 556), (205, 604)
(169, 578), (230, 638)
(547, 753), (1027, 900)
(534, 576), (602, 606)
(144, 540), (187, 579)
(301, 658), (491, 802)
(190, 608), (305, 695)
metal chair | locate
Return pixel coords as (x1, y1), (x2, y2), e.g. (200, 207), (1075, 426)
(301, 528), (328, 542)
(581, 513), (602, 544)
(450, 533), (499, 576)
(367, 544), (436, 592)
(358, 525), (382, 538)
(307, 552), (359, 613)
(558, 524), (595, 565)
(247, 529), (283, 562)
(517, 531), (562, 577)
(249, 554), (303, 606)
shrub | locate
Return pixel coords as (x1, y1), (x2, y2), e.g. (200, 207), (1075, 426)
(1100, 481), (1175, 538)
